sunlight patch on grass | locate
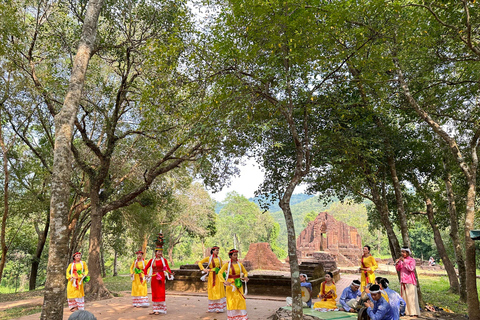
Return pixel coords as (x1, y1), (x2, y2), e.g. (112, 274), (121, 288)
(0, 304), (42, 320)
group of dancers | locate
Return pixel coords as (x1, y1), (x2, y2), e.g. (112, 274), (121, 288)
(305, 245), (420, 320)
(66, 240), (420, 320)
(128, 245), (249, 319)
(66, 232), (249, 319)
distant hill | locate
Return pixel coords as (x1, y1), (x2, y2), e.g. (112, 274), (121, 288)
(214, 193), (370, 259)
(248, 193), (315, 212)
(269, 195), (334, 237)
(215, 193), (317, 214)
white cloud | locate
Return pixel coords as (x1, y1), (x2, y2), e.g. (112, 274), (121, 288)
(207, 158), (308, 202)
(208, 158), (264, 202)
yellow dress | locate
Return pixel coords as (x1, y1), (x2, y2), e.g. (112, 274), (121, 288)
(313, 282), (337, 310)
(198, 255), (226, 312)
(360, 255), (378, 291)
(66, 261), (89, 299)
(130, 259), (149, 307)
(382, 291), (389, 302)
(66, 260), (88, 310)
(219, 261), (248, 320)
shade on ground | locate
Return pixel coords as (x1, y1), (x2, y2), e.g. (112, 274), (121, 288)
(282, 306), (358, 320)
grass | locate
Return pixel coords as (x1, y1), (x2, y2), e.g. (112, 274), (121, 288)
(103, 275), (131, 293)
(0, 288), (44, 303)
(382, 274), (479, 315)
(0, 304), (42, 320)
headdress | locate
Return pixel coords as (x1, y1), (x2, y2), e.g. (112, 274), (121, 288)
(228, 248), (238, 257)
(155, 232), (164, 251)
(351, 279), (361, 286)
(369, 284), (381, 293)
(401, 246), (411, 254)
(72, 252), (82, 260)
(135, 250), (144, 255)
(300, 273), (308, 281)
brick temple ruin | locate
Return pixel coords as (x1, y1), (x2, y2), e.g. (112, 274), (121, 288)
(296, 211), (362, 267)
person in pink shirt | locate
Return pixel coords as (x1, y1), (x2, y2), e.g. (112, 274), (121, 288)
(395, 247), (420, 317)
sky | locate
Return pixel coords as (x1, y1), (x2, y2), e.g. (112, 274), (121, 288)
(207, 159), (264, 202)
(207, 158), (307, 202)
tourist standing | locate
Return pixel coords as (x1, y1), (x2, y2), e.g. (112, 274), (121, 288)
(130, 250), (149, 308)
(364, 284), (394, 320)
(198, 246), (226, 312)
(360, 245), (378, 291)
(66, 252), (89, 312)
(145, 232), (174, 315)
(338, 279), (361, 312)
(218, 248), (249, 320)
(313, 272), (337, 311)
(395, 247), (420, 317)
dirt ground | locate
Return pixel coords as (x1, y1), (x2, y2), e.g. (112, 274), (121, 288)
(5, 273), (468, 320)
(12, 291), (286, 320)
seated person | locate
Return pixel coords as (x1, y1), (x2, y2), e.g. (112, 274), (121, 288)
(300, 273), (312, 308)
(380, 278), (406, 320)
(364, 284), (394, 320)
(371, 277), (389, 302)
(428, 257), (435, 266)
(338, 279), (361, 312)
(313, 272), (337, 311)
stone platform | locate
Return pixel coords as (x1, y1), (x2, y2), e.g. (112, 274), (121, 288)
(167, 262), (340, 298)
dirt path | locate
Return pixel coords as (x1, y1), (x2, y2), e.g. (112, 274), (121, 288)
(9, 274), (360, 320)
(14, 291), (286, 320)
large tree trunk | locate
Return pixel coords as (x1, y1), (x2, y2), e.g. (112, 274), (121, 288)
(279, 190), (303, 320)
(368, 180), (401, 259)
(443, 166), (467, 301)
(386, 153), (411, 248)
(0, 116), (10, 283)
(100, 238), (106, 278)
(85, 193), (111, 300)
(424, 197), (459, 293)
(29, 214), (50, 290)
(40, 1), (104, 317)
(464, 180), (479, 317)
(113, 250), (118, 276)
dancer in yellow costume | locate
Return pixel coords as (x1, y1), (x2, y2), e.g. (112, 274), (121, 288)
(130, 250), (149, 307)
(198, 246), (226, 312)
(360, 245), (378, 291)
(219, 249), (249, 320)
(66, 252), (89, 312)
(313, 272), (338, 310)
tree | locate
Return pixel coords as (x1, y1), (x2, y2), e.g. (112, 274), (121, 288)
(41, 0), (104, 318)
(214, 192), (278, 258)
(203, 0), (365, 317)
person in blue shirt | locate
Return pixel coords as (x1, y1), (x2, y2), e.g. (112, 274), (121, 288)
(380, 278), (406, 320)
(338, 279), (361, 312)
(300, 273), (313, 308)
(364, 284), (394, 320)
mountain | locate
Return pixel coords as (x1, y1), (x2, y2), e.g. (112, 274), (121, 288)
(248, 193), (316, 212)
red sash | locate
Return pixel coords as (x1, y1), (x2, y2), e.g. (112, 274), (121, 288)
(361, 256), (370, 284)
(211, 256), (216, 287)
(321, 281), (327, 301)
(136, 260), (144, 283)
(72, 263), (79, 289)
